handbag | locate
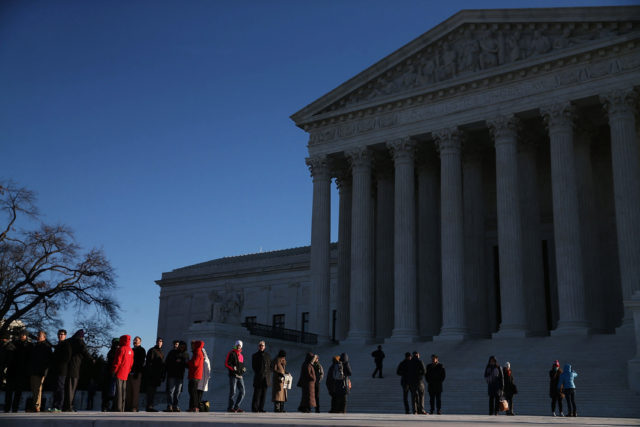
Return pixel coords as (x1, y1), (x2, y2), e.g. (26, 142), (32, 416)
(283, 373), (293, 390)
(199, 400), (210, 412)
(347, 377), (352, 390)
(498, 399), (509, 412)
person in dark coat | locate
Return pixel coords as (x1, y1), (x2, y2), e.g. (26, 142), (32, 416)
(271, 349), (288, 412)
(125, 336), (145, 411)
(340, 353), (352, 412)
(312, 354), (324, 413)
(4, 330), (30, 412)
(101, 338), (119, 412)
(297, 352), (316, 413)
(326, 355), (347, 413)
(164, 340), (189, 412)
(144, 337), (165, 411)
(484, 355), (504, 415)
(251, 340), (271, 413)
(28, 330), (52, 412)
(549, 360), (564, 416)
(64, 329), (92, 412)
(50, 329), (70, 412)
(0, 331), (12, 389)
(425, 354), (446, 415)
(407, 351), (426, 414)
(503, 362), (517, 415)
(396, 352), (412, 414)
(371, 345), (385, 378)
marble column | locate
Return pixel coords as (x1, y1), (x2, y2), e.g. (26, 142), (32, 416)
(462, 144), (488, 338)
(601, 89), (640, 327)
(417, 151), (441, 337)
(306, 156), (332, 339)
(518, 135), (548, 335)
(433, 128), (468, 340)
(336, 170), (352, 341)
(488, 115), (528, 337)
(387, 137), (418, 341)
(541, 102), (589, 335)
(374, 157), (394, 340)
(345, 147), (375, 343)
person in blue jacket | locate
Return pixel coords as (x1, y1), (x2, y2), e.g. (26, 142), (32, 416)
(557, 363), (578, 417)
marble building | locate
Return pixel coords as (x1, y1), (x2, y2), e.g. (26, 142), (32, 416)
(157, 7), (640, 348)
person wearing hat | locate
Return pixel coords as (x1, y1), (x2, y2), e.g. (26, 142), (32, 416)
(549, 360), (564, 416)
(425, 354), (446, 415)
(502, 362), (517, 415)
(396, 352), (413, 414)
(225, 339), (246, 412)
(557, 362), (578, 417)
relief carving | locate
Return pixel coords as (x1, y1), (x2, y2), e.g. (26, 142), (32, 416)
(210, 285), (244, 323)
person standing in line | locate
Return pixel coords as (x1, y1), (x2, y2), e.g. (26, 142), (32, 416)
(144, 337), (165, 411)
(187, 340), (204, 412)
(397, 352), (413, 414)
(5, 330), (30, 412)
(111, 335), (133, 412)
(251, 340), (271, 413)
(312, 354), (324, 413)
(125, 336), (145, 411)
(549, 360), (564, 417)
(49, 329), (71, 412)
(371, 345), (385, 378)
(225, 339), (246, 412)
(297, 352), (317, 413)
(326, 355), (347, 413)
(196, 345), (211, 410)
(558, 363), (578, 417)
(28, 330), (52, 412)
(164, 340), (188, 412)
(64, 329), (91, 412)
(407, 351), (427, 415)
(425, 354), (446, 415)
(484, 355), (504, 416)
(503, 362), (517, 415)
(271, 349), (288, 413)
(340, 353), (352, 413)
(101, 338), (119, 412)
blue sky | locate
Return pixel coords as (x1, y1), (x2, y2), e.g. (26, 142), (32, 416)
(1, 0), (633, 348)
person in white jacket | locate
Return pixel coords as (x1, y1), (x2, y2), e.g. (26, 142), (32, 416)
(197, 347), (211, 410)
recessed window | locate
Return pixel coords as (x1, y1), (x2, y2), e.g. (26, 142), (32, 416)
(273, 314), (285, 329)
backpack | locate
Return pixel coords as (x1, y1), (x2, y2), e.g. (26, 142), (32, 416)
(332, 362), (344, 381)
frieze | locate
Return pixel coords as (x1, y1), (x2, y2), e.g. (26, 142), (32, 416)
(316, 21), (637, 115)
(308, 51), (639, 147)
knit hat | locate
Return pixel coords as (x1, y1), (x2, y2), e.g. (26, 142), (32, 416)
(505, 362), (511, 369)
(553, 360), (560, 367)
(235, 339), (243, 348)
(405, 352), (411, 358)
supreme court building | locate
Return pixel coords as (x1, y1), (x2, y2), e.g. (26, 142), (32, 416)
(157, 6), (640, 347)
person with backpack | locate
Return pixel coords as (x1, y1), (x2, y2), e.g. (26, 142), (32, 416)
(326, 355), (347, 413)
(225, 339), (246, 412)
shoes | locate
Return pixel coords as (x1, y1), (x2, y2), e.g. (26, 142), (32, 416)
(163, 407), (173, 412)
(146, 407), (158, 412)
(419, 410), (428, 415)
(174, 407), (181, 412)
(552, 412), (556, 417)
(437, 410), (442, 415)
(235, 408), (244, 413)
(259, 410), (266, 413)
(559, 412), (564, 417)
(228, 408), (237, 413)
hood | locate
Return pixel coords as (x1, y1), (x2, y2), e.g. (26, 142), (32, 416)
(304, 352), (315, 364)
(73, 329), (85, 339)
(119, 335), (131, 347)
(564, 363), (571, 372)
(340, 353), (349, 362)
(193, 340), (204, 352)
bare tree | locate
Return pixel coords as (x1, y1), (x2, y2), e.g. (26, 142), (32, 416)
(0, 181), (120, 338)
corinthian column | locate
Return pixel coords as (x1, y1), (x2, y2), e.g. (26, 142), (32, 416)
(345, 147), (374, 343)
(387, 137), (418, 342)
(488, 115), (528, 337)
(335, 169), (352, 341)
(374, 156), (394, 340)
(601, 89), (640, 328)
(433, 128), (468, 341)
(541, 102), (589, 335)
(306, 156), (332, 339)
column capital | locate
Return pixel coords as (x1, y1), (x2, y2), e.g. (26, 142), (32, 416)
(346, 147), (373, 171)
(600, 88), (638, 118)
(335, 169), (352, 192)
(541, 101), (575, 130)
(487, 114), (520, 144)
(386, 137), (416, 163)
(433, 127), (463, 155)
(306, 155), (331, 181)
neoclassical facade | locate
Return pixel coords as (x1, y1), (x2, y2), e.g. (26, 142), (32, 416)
(291, 6), (640, 343)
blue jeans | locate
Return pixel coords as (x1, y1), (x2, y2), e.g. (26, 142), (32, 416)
(166, 377), (183, 409)
(228, 376), (245, 410)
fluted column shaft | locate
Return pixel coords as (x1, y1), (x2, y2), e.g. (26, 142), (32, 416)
(542, 103), (589, 334)
(307, 156), (332, 338)
(434, 128), (468, 340)
(375, 164), (394, 340)
(388, 138), (418, 341)
(489, 115), (528, 337)
(601, 89), (640, 326)
(346, 148), (374, 342)
(336, 173), (352, 341)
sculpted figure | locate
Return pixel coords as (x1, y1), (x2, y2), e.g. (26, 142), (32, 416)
(418, 56), (436, 84)
(479, 32), (499, 69)
(459, 30), (480, 72)
(437, 41), (457, 80)
(400, 63), (419, 89)
(529, 30), (551, 56)
(552, 27), (572, 50)
(505, 31), (521, 63)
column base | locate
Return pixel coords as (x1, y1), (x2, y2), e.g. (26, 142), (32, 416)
(434, 327), (468, 342)
(551, 321), (590, 336)
(386, 328), (420, 343)
(628, 358), (640, 392)
(492, 325), (529, 339)
(615, 315), (634, 335)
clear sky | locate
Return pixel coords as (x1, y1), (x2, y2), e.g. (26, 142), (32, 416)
(1, 0), (634, 348)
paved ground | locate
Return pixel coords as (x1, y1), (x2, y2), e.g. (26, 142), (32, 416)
(0, 412), (639, 426)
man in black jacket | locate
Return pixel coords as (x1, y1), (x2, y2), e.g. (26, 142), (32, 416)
(371, 345), (385, 378)
(28, 331), (52, 412)
(125, 336), (145, 411)
(4, 330), (31, 412)
(407, 351), (427, 415)
(396, 352), (412, 414)
(63, 329), (92, 412)
(164, 340), (188, 412)
(425, 354), (446, 415)
(144, 337), (165, 411)
(251, 340), (271, 413)
(49, 329), (70, 412)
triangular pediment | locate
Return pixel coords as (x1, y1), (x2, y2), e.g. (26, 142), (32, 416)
(290, 6), (640, 128)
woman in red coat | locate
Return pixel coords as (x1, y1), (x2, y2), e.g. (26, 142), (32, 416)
(111, 335), (133, 412)
(187, 341), (204, 412)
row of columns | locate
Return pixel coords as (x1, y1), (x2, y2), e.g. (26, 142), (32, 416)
(307, 87), (640, 342)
